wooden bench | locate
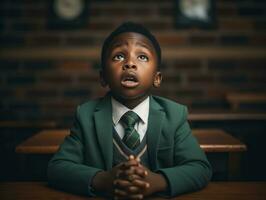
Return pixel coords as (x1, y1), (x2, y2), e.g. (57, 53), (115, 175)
(15, 129), (247, 154)
(188, 110), (266, 121)
(1, 181), (265, 200)
(226, 93), (266, 111)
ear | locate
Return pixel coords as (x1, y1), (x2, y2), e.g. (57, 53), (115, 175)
(153, 71), (162, 88)
(99, 70), (108, 87)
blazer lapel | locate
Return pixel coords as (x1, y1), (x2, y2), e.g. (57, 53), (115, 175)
(146, 96), (165, 170)
(94, 95), (113, 170)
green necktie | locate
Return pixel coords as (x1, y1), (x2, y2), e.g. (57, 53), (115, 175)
(121, 111), (140, 150)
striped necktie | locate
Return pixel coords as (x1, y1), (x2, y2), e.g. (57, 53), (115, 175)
(121, 111), (140, 150)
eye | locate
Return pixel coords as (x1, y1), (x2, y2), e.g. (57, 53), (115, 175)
(138, 55), (148, 62)
(112, 54), (124, 61)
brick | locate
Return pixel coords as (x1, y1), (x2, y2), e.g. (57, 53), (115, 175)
(0, 89), (14, 97)
(64, 89), (91, 98)
(78, 74), (100, 84)
(57, 61), (94, 73)
(176, 89), (204, 98)
(0, 60), (20, 72)
(0, 19), (4, 31)
(6, 101), (41, 120)
(219, 18), (253, 30)
(7, 75), (35, 85)
(208, 59), (237, 71)
(41, 101), (76, 110)
(11, 22), (36, 31)
(217, 74), (248, 85)
(163, 75), (181, 84)
(0, 34), (24, 47)
(254, 20), (266, 30)
(39, 75), (72, 85)
(26, 88), (58, 98)
(173, 59), (203, 72)
(189, 35), (217, 45)
(158, 7), (174, 16)
(238, 7), (266, 16)
(88, 22), (114, 30)
(91, 7), (156, 16)
(22, 8), (47, 18)
(236, 59), (266, 72)
(90, 8), (128, 16)
(188, 75), (216, 85)
(191, 99), (228, 110)
(0, 7), (22, 17)
(65, 36), (98, 46)
(145, 21), (173, 30)
(248, 75), (266, 84)
(220, 35), (249, 45)
(21, 61), (54, 71)
(157, 34), (187, 46)
(26, 35), (61, 46)
(217, 6), (238, 16)
(251, 35), (266, 46)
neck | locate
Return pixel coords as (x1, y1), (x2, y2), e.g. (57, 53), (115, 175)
(113, 95), (149, 109)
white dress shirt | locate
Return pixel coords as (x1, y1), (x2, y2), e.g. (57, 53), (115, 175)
(111, 97), (149, 142)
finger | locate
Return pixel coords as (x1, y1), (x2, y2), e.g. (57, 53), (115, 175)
(114, 189), (127, 197)
(114, 179), (132, 189)
(121, 166), (147, 178)
(127, 174), (142, 182)
(134, 168), (148, 177)
(122, 160), (139, 169)
(125, 166), (136, 175)
(127, 186), (141, 194)
(117, 167), (135, 179)
(128, 155), (135, 160)
(132, 179), (150, 189)
(135, 157), (141, 162)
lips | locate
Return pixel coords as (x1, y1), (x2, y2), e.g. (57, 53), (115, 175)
(121, 72), (139, 88)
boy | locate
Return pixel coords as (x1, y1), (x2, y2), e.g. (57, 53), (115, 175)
(47, 22), (212, 199)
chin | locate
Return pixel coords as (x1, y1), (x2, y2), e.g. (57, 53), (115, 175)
(120, 91), (149, 101)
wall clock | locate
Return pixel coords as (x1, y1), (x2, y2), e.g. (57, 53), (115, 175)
(48, 0), (89, 29)
(174, 0), (216, 29)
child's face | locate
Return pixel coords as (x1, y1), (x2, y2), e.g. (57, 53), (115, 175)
(101, 32), (162, 107)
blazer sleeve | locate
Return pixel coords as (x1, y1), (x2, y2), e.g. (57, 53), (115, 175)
(157, 106), (212, 197)
(47, 106), (102, 196)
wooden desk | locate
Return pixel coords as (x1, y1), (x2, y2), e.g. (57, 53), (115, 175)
(15, 129), (247, 154)
(15, 129), (246, 180)
(1, 182), (266, 200)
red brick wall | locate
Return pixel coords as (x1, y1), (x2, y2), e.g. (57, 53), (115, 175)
(1, 0), (266, 126)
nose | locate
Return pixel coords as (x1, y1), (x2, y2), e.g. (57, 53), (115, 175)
(123, 63), (136, 70)
(123, 57), (137, 70)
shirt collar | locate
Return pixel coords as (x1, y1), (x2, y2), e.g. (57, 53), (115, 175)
(111, 97), (150, 125)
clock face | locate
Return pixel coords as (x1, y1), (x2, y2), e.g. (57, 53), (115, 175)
(179, 0), (210, 22)
(54, 0), (84, 20)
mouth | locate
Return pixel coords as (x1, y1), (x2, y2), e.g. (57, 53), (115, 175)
(121, 73), (139, 88)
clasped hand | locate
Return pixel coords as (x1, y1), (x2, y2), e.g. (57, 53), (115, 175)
(112, 155), (156, 200)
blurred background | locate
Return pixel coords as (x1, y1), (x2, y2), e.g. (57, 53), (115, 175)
(0, 0), (266, 183)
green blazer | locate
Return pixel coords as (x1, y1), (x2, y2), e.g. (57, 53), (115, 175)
(47, 95), (212, 197)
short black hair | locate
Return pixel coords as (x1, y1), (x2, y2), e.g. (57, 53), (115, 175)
(101, 22), (161, 69)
